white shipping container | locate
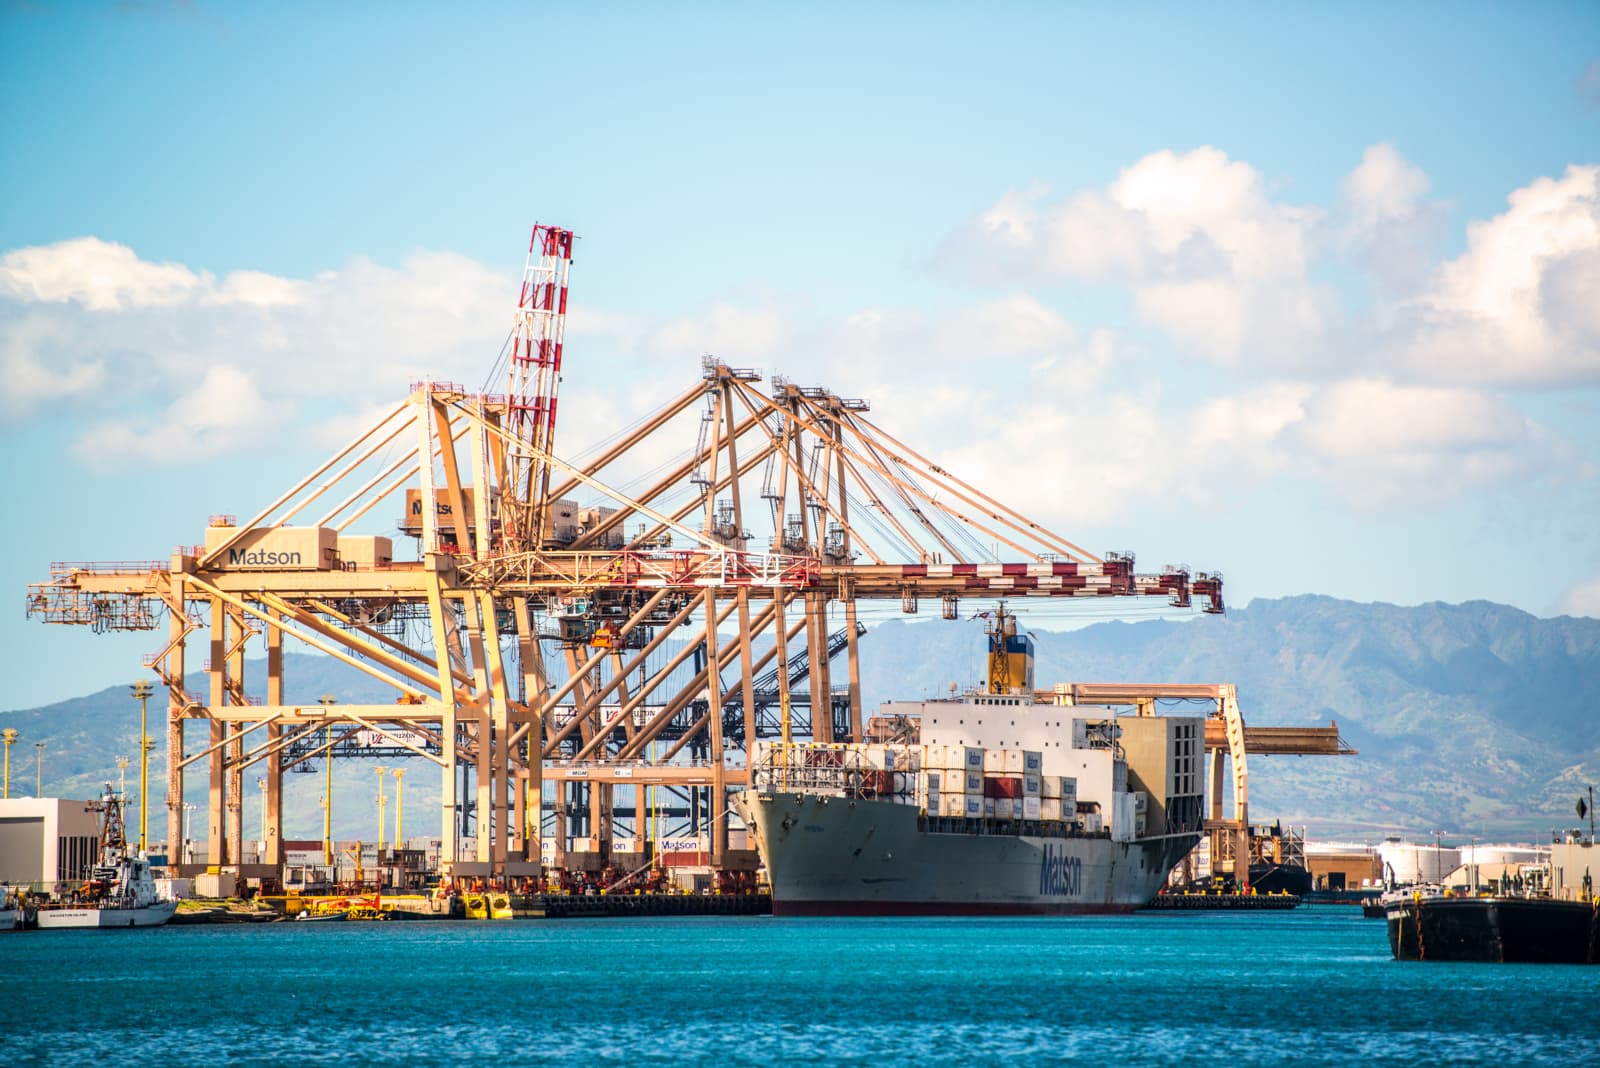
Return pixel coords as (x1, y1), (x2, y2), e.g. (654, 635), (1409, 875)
(1084, 813), (1102, 834)
(942, 770), (981, 795)
(994, 798), (1017, 820)
(1133, 791), (1148, 814)
(1023, 750), (1043, 774)
(1061, 777), (1078, 801)
(925, 744), (948, 769)
(1040, 798), (1063, 821)
(983, 749), (1006, 773)
(1003, 749), (1025, 774)
(1041, 775), (1061, 800)
(962, 796), (984, 819)
(925, 770), (942, 792)
(938, 794), (967, 818)
(959, 746), (985, 772)
(1022, 797), (1042, 820)
(983, 797), (996, 819)
(1023, 773), (1041, 797)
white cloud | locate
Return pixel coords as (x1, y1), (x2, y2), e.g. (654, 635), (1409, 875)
(0, 237), (203, 310)
(1339, 142), (1449, 291)
(942, 146), (1333, 365)
(0, 239), (521, 462)
(946, 148), (1600, 390)
(647, 302), (785, 358)
(1390, 164), (1600, 386)
(1285, 377), (1547, 509)
(1557, 576), (1600, 618)
(71, 364), (285, 470)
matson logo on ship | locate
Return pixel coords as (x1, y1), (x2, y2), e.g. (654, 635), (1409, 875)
(227, 548), (303, 566)
(1039, 842), (1082, 897)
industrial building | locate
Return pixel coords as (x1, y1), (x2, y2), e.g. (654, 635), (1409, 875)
(0, 797), (101, 890)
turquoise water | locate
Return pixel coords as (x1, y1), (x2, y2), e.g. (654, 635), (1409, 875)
(3, 909), (1596, 1065)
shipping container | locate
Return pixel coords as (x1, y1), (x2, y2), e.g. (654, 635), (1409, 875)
(982, 797), (996, 819)
(203, 525), (338, 571)
(939, 770), (981, 795)
(993, 798), (1016, 820)
(337, 535), (393, 569)
(925, 744), (948, 769)
(1084, 813), (1102, 834)
(1132, 790), (1148, 814)
(1040, 798), (1063, 822)
(958, 746), (985, 772)
(861, 745), (892, 770)
(983, 749), (1006, 773)
(1061, 776), (1078, 801)
(1023, 750), (1043, 774)
(983, 776), (1022, 799)
(1003, 749), (1025, 774)
(1022, 773), (1041, 797)
(938, 794), (967, 818)
(400, 487), (495, 534)
(1022, 797), (1042, 821)
(1041, 775), (1061, 800)
(925, 770), (942, 792)
(962, 796), (984, 819)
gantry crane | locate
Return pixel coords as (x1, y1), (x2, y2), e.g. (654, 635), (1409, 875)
(26, 224), (1227, 884)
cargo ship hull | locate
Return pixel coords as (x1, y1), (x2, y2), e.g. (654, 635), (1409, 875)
(740, 791), (1196, 916)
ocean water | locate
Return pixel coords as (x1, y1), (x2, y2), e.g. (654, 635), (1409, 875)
(2, 908), (1596, 1065)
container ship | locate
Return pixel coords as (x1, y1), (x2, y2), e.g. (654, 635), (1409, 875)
(738, 611), (1205, 915)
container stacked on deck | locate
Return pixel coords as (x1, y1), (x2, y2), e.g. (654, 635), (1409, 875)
(750, 740), (1107, 835)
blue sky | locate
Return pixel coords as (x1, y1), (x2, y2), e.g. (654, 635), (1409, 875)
(2, 1), (1598, 709)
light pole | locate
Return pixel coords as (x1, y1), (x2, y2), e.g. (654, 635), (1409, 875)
(35, 741), (45, 797)
(2, 728), (17, 798)
(1432, 828), (1446, 886)
(116, 755), (130, 801)
(392, 767), (405, 855)
(131, 680), (156, 852)
(318, 697), (336, 865)
(375, 765), (387, 864)
(257, 777), (267, 853)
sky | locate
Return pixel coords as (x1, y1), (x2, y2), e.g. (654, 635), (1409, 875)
(1, 1), (1598, 711)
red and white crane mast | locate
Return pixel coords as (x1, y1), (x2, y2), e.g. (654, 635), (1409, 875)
(505, 224), (575, 551)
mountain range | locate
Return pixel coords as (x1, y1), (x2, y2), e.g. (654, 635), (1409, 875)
(3, 594), (1595, 845)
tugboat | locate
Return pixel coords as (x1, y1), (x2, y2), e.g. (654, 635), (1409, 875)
(34, 784), (178, 930)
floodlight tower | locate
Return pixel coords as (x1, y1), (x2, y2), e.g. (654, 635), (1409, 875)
(131, 681), (156, 851)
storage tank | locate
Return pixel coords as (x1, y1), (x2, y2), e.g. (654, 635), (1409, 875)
(1377, 838), (1461, 884)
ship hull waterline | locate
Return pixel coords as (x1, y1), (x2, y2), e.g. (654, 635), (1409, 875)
(741, 791), (1197, 917)
(34, 901), (179, 929)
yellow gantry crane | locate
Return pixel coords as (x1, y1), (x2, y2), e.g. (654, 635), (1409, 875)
(26, 224), (1226, 884)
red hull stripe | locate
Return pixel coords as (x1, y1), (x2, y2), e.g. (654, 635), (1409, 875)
(772, 900), (1141, 917)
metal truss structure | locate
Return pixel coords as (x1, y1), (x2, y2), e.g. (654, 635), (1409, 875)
(27, 225), (1226, 881)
